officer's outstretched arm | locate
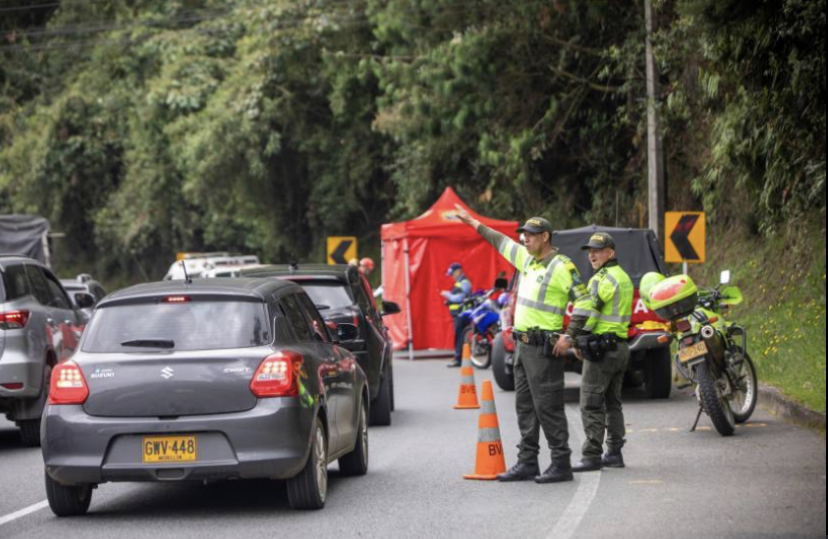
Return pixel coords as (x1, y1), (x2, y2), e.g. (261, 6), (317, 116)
(454, 204), (528, 271)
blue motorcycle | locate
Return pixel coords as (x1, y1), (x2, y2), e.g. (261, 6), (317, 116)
(459, 289), (508, 369)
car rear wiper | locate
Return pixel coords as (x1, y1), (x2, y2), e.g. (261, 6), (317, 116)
(120, 339), (175, 349)
(315, 304), (331, 311)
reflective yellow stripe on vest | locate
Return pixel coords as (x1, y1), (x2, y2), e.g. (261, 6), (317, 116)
(582, 263), (634, 338)
(498, 237), (587, 332)
(448, 278), (470, 314)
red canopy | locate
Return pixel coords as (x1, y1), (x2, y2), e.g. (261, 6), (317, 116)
(380, 187), (518, 354)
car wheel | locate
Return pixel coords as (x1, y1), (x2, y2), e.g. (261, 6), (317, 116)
(389, 364), (395, 412)
(339, 400), (369, 476)
(369, 372), (392, 427)
(287, 416), (328, 510)
(45, 472), (92, 517)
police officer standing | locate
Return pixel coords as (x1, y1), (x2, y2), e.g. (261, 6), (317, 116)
(442, 262), (473, 368)
(454, 205), (589, 484)
(554, 232), (633, 471)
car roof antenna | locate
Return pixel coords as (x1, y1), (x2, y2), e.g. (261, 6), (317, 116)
(181, 260), (193, 284)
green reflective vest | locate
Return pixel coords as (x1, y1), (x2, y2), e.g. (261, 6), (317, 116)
(572, 260), (633, 339)
(498, 236), (588, 332)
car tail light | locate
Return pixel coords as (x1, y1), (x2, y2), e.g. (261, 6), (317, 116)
(250, 351), (303, 397)
(1, 383), (24, 390)
(49, 361), (89, 405)
(0, 310), (30, 329)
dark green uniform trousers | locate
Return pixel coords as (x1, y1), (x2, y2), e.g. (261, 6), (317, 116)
(513, 342), (571, 464)
(579, 342), (630, 458)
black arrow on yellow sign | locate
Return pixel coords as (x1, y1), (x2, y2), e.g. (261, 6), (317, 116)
(670, 214), (701, 260)
(329, 240), (354, 264)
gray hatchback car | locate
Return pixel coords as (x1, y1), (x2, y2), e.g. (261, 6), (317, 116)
(1, 256), (94, 446)
(41, 278), (369, 515)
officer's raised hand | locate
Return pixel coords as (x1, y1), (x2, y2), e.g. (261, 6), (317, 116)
(454, 204), (480, 229)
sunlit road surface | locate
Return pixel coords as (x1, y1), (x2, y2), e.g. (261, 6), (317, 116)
(0, 358), (825, 539)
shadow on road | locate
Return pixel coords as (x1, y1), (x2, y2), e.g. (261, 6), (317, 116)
(0, 426), (26, 452)
(82, 473), (354, 518)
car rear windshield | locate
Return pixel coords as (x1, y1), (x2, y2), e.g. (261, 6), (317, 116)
(82, 299), (270, 352)
(301, 282), (354, 310)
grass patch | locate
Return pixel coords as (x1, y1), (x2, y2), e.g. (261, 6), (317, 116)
(677, 215), (827, 414)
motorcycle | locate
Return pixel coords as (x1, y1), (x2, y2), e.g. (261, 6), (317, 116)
(643, 270), (758, 436)
(458, 289), (507, 370)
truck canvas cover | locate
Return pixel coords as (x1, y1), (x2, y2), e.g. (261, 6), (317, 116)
(552, 225), (667, 287)
(0, 215), (50, 264)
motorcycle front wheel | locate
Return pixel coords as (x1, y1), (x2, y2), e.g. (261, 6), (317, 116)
(463, 327), (492, 369)
(729, 348), (758, 424)
(696, 361), (736, 436)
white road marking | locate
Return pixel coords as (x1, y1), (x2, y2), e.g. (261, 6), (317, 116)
(0, 500), (48, 527)
(546, 405), (602, 539)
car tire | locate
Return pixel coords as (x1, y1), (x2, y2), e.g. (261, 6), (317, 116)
(491, 334), (515, 392)
(18, 419), (42, 447)
(287, 417), (328, 510)
(644, 348), (672, 399)
(45, 472), (92, 517)
(369, 372), (392, 427)
(339, 400), (369, 476)
(389, 364), (395, 412)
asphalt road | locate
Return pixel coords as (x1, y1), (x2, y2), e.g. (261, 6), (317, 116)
(0, 358), (825, 539)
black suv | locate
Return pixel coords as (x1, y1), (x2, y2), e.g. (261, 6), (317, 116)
(240, 264), (400, 426)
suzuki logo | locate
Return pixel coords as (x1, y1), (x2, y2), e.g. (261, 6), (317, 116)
(161, 367), (174, 379)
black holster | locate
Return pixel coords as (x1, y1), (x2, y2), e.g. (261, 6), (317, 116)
(575, 333), (619, 363)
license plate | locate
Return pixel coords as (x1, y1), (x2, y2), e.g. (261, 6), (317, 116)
(678, 341), (708, 363)
(142, 435), (198, 463)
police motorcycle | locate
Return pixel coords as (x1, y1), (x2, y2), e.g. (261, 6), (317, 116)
(641, 270), (758, 436)
(459, 280), (509, 369)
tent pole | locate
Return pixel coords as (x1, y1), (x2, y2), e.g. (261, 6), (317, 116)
(403, 239), (415, 361)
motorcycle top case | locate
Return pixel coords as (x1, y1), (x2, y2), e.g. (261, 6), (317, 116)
(648, 275), (698, 320)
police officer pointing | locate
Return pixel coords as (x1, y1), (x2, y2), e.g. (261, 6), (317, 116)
(454, 205), (589, 484)
(554, 232), (633, 471)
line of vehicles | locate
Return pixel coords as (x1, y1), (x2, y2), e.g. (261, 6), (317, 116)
(1, 223), (758, 518)
(1, 251), (401, 515)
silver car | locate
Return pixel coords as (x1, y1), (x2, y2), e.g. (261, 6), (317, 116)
(41, 278), (369, 516)
(1, 256), (93, 446)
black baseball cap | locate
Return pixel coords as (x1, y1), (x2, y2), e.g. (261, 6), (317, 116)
(516, 217), (552, 235)
(582, 232), (616, 250)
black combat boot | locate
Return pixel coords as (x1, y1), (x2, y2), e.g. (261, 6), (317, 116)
(602, 449), (625, 468)
(496, 461), (540, 482)
(572, 457), (603, 473)
(446, 360), (462, 368)
(534, 461), (574, 484)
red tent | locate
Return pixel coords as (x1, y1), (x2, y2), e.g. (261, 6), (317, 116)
(380, 187), (519, 357)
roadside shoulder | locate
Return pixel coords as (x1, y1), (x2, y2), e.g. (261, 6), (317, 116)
(759, 383), (826, 433)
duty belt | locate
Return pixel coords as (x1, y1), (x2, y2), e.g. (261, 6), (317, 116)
(513, 329), (561, 346)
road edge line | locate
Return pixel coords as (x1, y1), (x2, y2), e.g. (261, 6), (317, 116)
(0, 500), (49, 527)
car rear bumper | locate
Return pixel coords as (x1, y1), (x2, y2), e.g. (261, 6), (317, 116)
(0, 344), (43, 399)
(42, 398), (316, 485)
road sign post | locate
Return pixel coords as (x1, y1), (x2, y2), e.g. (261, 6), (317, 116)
(665, 212), (705, 271)
(327, 237), (358, 265)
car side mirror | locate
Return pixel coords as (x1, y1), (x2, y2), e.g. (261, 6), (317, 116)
(336, 323), (359, 342)
(381, 301), (401, 316)
(74, 292), (96, 309)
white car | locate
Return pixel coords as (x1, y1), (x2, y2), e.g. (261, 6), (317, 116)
(163, 254), (260, 280)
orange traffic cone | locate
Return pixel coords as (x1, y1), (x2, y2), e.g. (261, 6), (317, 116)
(453, 343), (480, 410)
(464, 379), (507, 480)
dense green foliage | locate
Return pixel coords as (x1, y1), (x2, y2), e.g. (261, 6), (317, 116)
(0, 0), (825, 283)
